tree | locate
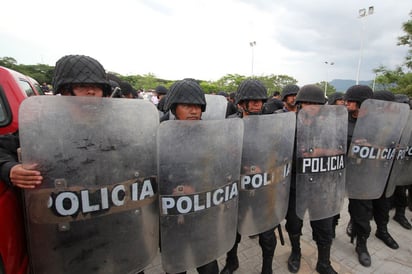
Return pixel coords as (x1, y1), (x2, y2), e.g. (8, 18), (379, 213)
(373, 11), (412, 96)
(316, 81), (337, 97)
(0, 57), (18, 68)
(398, 11), (412, 69)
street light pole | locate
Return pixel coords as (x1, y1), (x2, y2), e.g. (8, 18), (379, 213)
(324, 61), (334, 97)
(250, 41), (256, 76)
(356, 6), (374, 85)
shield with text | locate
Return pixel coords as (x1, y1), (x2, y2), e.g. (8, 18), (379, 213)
(386, 110), (412, 197)
(158, 119), (243, 273)
(346, 99), (409, 199)
(19, 96), (159, 274)
(238, 112), (295, 235)
(296, 105), (347, 221)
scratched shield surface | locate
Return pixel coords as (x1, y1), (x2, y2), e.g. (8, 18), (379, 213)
(157, 119), (243, 274)
(296, 105), (347, 221)
(19, 96), (159, 274)
(238, 112), (295, 235)
(386, 110), (412, 197)
(346, 99), (409, 199)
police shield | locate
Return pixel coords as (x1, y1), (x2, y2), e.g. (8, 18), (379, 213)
(346, 99), (409, 199)
(296, 105), (347, 221)
(158, 119), (243, 273)
(202, 94), (228, 120)
(19, 96), (159, 274)
(386, 110), (412, 197)
(238, 112), (295, 235)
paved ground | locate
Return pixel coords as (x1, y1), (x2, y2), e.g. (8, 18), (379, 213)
(144, 198), (412, 273)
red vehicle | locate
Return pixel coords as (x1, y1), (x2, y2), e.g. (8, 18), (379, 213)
(0, 66), (44, 274)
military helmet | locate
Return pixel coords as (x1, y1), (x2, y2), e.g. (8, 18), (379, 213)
(394, 94), (410, 104)
(373, 90), (395, 102)
(155, 85), (168, 95)
(236, 79), (268, 104)
(344, 85), (373, 104)
(52, 55), (111, 96)
(327, 92), (344, 105)
(295, 85), (326, 104)
(281, 84), (300, 101)
(164, 79), (206, 112)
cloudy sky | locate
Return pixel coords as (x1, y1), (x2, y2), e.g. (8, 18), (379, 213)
(1, 0), (410, 85)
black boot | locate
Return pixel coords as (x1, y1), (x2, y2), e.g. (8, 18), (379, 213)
(261, 256), (273, 274)
(287, 234), (301, 273)
(315, 244), (337, 274)
(355, 236), (371, 267)
(375, 226), (399, 249)
(394, 208), (412, 230)
(220, 244), (239, 274)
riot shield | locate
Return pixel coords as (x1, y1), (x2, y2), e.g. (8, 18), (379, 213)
(158, 119), (243, 273)
(19, 96), (159, 274)
(202, 94), (228, 120)
(296, 105), (347, 221)
(346, 99), (409, 199)
(238, 112), (295, 235)
(386, 110), (412, 197)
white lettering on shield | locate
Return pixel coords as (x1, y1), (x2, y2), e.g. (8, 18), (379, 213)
(396, 146), (412, 160)
(301, 155), (345, 173)
(161, 182), (238, 215)
(241, 173), (270, 190)
(351, 145), (396, 160)
(51, 178), (155, 217)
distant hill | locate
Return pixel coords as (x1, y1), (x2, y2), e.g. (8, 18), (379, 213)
(330, 79), (373, 92)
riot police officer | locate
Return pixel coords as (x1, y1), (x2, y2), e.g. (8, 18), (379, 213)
(327, 92), (344, 105)
(285, 85), (338, 274)
(221, 79), (277, 274)
(275, 84), (299, 113)
(367, 91), (399, 249)
(0, 55), (151, 273)
(156, 85), (169, 114)
(344, 85), (374, 267)
(160, 79), (219, 274)
(0, 54), (112, 189)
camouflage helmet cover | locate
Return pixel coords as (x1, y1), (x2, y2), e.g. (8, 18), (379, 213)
(52, 54), (111, 96)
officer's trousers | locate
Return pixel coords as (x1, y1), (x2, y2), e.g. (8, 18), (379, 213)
(393, 185), (408, 210)
(286, 186), (333, 246)
(372, 192), (390, 228)
(348, 198), (373, 238)
(229, 227), (277, 259)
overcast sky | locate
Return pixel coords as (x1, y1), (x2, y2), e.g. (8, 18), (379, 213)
(1, 0), (410, 85)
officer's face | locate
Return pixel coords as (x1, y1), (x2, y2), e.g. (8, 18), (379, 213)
(335, 99), (345, 105)
(345, 100), (359, 111)
(71, 84), (104, 97)
(284, 95), (296, 106)
(175, 103), (202, 120)
(242, 100), (263, 114)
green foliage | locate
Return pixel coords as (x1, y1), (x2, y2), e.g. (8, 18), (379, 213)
(0, 57), (54, 84)
(372, 10), (412, 97)
(315, 81), (337, 97)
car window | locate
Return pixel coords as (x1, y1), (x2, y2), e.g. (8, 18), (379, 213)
(17, 79), (36, 97)
(0, 86), (11, 127)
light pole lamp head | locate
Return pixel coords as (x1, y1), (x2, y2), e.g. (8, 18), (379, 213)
(249, 41), (256, 47)
(358, 8), (366, 17)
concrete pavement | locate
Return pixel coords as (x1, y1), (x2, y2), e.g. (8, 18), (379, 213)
(143, 198), (412, 273)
